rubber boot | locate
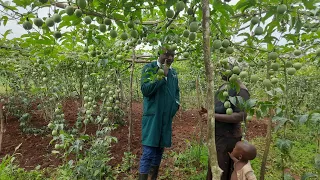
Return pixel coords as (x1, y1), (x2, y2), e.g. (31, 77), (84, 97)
(149, 165), (160, 180)
(138, 174), (148, 180)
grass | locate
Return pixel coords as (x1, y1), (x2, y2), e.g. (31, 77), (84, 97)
(166, 124), (319, 180)
(0, 85), (8, 94)
(1, 123), (318, 180)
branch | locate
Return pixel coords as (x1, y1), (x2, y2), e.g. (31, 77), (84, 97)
(231, 10), (268, 19)
(233, 44), (269, 53)
(124, 58), (188, 63)
(51, 2), (160, 25)
(0, 3), (23, 17)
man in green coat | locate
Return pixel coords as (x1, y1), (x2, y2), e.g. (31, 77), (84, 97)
(138, 47), (180, 180)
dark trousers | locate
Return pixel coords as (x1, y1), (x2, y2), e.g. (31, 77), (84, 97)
(139, 145), (164, 174)
(206, 136), (241, 180)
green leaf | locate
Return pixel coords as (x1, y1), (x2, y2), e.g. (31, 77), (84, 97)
(284, 173), (295, 180)
(310, 113), (320, 124)
(273, 116), (294, 132)
(245, 99), (256, 109)
(315, 154), (320, 170)
(214, 1), (230, 20)
(300, 172), (318, 180)
(302, 0), (316, 9)
(94, 170), (100, 176)
(297, 114), (309, 124)
(295, 16), (303, 34)
(112, 12), (126, 21)
(115, 21), (125, 30)
(235, 0), (256, 13)
(0, 29), (12, 40)
(124, 7), (130, 17)
(1, 16), (9, 26)
(34, 39), (55, 45)
(235, 0), (250, 11)
(265, 90), (273, 96)
(217, 91), (226, 102)
(13, 0), (33, 8)
(283, 34), (298, 45)
(289, 16), (296, 32)
(260, 104), (268, 116)
(236, 96), (244, 107)
(263, 35), (279, 44)
(223, 3), (234, 16)
(266, 21), (280, 35)
(276, 138), (292, 154)
(261, 9), (275, 24)
(159, 6), (166, 17)
(274, 88), (283, 94)
(165, 0), (176, 8)
(134, 9), (142, 23)
(229, 96), (237, 106)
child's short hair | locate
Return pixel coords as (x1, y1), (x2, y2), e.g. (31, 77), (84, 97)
(239, 141), (257, 160)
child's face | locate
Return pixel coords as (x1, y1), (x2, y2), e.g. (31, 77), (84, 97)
(230, 142), (243, 160)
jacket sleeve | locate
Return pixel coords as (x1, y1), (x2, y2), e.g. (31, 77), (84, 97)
(171, 72), (180, 117)
(140, 64), (166, 97)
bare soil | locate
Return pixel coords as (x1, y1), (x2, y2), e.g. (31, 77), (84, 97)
(0, 99), (268, 178)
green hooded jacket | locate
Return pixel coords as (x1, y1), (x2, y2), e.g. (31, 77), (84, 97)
(140, 61), (180, 147)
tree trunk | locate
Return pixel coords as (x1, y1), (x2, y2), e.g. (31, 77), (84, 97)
(136, 76), (139, 100)
(202, 0), (222, 179)
(0, 105), (4, 152)
(128, 48), (135, 153)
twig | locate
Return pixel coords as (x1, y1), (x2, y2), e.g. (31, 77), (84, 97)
(0, 3), (23, 17)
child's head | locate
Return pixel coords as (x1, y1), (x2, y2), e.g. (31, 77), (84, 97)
(231, 141), (257, 161)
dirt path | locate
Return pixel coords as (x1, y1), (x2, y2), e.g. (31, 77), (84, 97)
(0, 100), (267, 173)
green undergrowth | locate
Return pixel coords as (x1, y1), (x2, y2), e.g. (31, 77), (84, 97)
(164, 124), (318, 180)
(1, 124), (318, 180)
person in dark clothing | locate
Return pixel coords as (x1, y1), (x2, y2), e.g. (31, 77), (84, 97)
(200, 60), (250, 180)
(138, 47), (180, 180)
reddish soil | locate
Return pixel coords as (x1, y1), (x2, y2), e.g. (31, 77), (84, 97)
(0, 99), (268, 173)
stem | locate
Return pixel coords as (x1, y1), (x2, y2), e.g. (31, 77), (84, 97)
(242, 114), (246, 141)
(128, 47), (135, 153)
(202, 0), (222, 179)
(282, 59), (289, 179)
(283, 61), (289, 121)
(79, 64), (84, 108)
(281, 154), (285, 180)
(260, 61), (273, 180)
(196, 74), (202, 164)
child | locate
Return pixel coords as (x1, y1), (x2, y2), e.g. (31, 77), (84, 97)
(228, 141), (257, 180)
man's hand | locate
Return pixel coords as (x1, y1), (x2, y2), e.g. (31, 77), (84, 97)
(163, 59), (169, 76)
